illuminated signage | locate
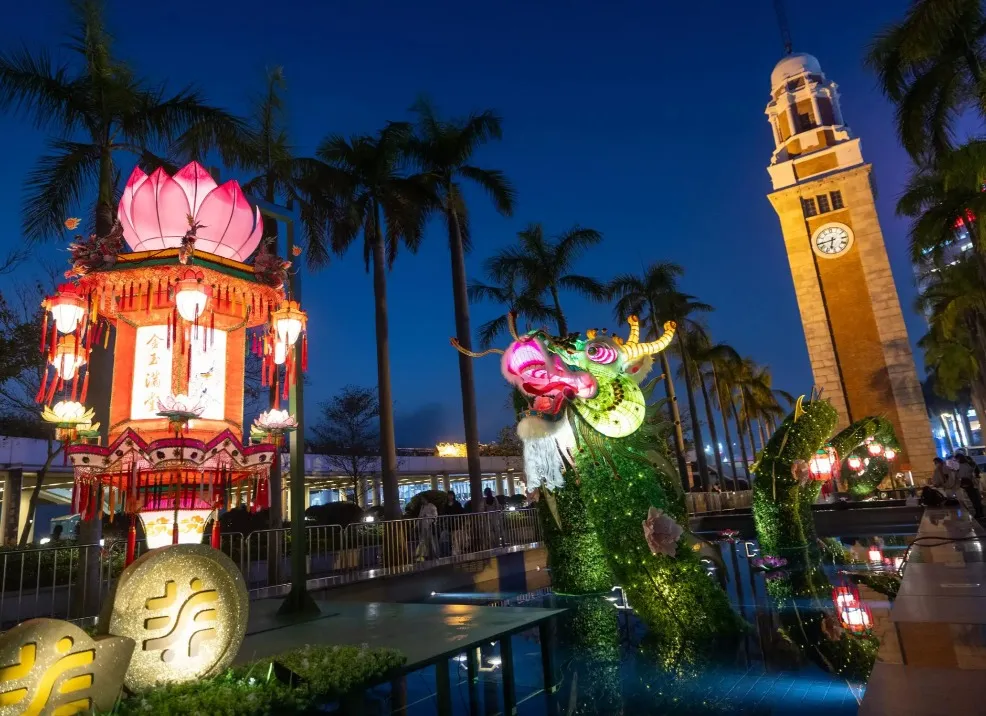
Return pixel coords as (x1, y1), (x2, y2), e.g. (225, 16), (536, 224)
(130, 325), (173, 420)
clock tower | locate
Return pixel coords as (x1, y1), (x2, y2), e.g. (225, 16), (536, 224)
(765, 52), (936, 476)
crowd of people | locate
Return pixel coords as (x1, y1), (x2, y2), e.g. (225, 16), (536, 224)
(922, 451), (985, 519)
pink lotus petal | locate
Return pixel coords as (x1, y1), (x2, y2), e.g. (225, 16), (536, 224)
(227, 206), (264, 261)
(197, 180), (256, 261)
(129, 168), (190, 251)
(173, 161), (218, 218)
(119, 166), (149, 251)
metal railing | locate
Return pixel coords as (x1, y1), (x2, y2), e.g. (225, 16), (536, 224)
(0, 508), (542, 625)
(685, 490), (753, 515)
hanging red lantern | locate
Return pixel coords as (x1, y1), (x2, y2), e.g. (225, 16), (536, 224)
(45, 283), (87, 334)
(867, 441), (883, 456)
(847, 455), (863, 471)
(884, 448), (897, 461)
(808, 447), (837, 480)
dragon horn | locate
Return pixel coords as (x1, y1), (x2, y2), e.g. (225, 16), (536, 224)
(507, 311), (520, 341)
(619, 320), (676, 362)
(626, 315), (640, 344)
(450, 338), (504, 358)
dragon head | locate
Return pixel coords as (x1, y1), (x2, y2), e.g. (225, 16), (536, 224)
(452, 314), (675, 439)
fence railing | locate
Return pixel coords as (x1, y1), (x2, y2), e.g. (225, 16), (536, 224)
(685, 490), (753, 515)
(0, 508), (542, 626)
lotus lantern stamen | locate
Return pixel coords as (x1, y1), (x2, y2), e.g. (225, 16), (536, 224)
(118, 161), (264, 262)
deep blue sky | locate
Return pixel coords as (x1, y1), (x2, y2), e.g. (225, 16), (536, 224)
(0, 1), (922, 445)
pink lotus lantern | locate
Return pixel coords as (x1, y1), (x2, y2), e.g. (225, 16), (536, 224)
(118, 162), (263, 261)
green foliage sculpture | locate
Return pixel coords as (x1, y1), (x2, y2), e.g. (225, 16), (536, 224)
(752, 393), (902, 555)
(452, 314), (739, 643)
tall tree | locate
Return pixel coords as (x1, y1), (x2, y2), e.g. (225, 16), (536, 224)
(610, 263), (714, 490)
(866, 0), (986, 163)
(317, 125), (431, 519)
(310, 386), (380, 508)
(468, 275), (557, 348)
(683, 331), (730, 488)
(702, 342), (743, 488)
(485, 223), (606, 336)
(609, 262), (689, 488)
(0, 0), (244, 241)
(407, 99), (515, 511)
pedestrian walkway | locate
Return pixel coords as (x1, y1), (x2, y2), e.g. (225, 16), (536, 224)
(861, 507), (986, 715)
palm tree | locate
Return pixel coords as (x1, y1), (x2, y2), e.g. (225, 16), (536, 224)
(610, 262), (702, 489)
(468, 275), (558, 348)
(317, 125), (432, 519)
(866, 0), (986, 163)
(716, 355), (753, 482)
(679, 329), (723, 485)
(702, 342), (743, 488)
(486, 224), (607, 336)
(407, 99), (515, 511)
(736, 359), (792, 453)
(0, 0), (244, 240)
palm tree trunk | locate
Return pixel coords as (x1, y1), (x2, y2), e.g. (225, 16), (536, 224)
(263, 185), (283, 530)
(731, 396), (751, 481)
(448, 206), (484, 512)
(713, 368), (739, 489)
(757, 418), (767, 451)
(676, 333), (709, 490)
(18, 442), (62, 546)
(371, 211), (400, 519)
(660, 351), (689, 491)
(746, 416), (758, 461)
(699, 373), (723, 489)
(549, 286), (567, 335)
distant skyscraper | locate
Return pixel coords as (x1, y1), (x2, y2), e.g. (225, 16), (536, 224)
(764, 52), (936, 474)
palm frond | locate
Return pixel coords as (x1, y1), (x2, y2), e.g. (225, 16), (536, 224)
(23, 139), (101, 242)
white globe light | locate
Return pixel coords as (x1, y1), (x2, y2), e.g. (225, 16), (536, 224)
(273, 340), (287, 365)
(276, 316), (303, 346)
(175, 285), (209, 322)
(51, 303), (85, 334)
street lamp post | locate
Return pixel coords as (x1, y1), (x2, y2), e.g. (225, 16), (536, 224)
(253, 197), (318, 617)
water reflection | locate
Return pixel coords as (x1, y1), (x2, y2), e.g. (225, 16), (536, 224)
(424, 533), (906, 714)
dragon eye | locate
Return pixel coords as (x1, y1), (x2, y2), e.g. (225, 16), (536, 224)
(586, 342), (618, 364)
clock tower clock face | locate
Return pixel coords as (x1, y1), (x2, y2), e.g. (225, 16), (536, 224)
(812, 223), (853, 258)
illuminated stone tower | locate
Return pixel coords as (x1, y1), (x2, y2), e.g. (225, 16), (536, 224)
(765, 53), (936, 475)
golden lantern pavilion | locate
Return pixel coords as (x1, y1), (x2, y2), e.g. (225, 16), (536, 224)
(39, 161), (307, 563)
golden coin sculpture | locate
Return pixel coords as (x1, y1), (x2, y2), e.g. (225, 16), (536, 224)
(100, 543), (249, 691)
(0, 618), (134, 716)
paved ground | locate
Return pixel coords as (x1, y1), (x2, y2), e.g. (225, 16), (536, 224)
(861, 507), (986, 715)
(236, 598), (564, 670)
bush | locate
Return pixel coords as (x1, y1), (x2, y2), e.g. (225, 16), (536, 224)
(305, 501), (363, 527)
(111, 645), (405, 716)
(404, 490), (450, 517)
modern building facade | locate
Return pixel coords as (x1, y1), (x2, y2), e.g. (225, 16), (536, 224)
(764, 52), (936, 475)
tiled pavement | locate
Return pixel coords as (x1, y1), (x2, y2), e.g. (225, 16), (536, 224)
(860, 508), (986, 715)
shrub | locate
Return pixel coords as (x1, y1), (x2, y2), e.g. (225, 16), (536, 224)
(304, 501), (363, 527)
(111, 645), (405, 716)
(404, 490), (449, 517)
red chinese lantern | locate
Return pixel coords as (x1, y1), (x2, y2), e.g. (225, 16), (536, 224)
(809, 447), (837, 480)
(867, 441), (883, 456)
(847, 455), (863, 471)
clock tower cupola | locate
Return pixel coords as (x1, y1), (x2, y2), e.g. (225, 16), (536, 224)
(764, 52), (936, 477)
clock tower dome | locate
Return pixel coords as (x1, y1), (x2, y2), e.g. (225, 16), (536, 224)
(765, 52), (936, 476)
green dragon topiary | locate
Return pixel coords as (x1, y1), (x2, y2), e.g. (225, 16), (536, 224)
(452, 314), (739, 642)
(752, 393), (902, 555)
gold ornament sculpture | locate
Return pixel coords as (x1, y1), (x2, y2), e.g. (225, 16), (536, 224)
(99, 544), (249, 691)
(0, 619), (133, 716)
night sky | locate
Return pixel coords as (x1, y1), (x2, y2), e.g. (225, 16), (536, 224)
(0, 1), (923, 446)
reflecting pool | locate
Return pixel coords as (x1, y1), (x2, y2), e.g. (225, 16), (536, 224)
(381, 531), (910, 715)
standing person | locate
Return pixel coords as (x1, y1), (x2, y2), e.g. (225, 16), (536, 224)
(416, 496), (439, 562)
(957, 455), (984, 519)
(483, 487), (503, 548)
(443, 491), (464, 556)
